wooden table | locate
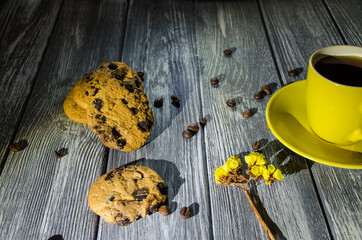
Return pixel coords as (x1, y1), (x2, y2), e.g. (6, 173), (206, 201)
(0, 0), (361, 239)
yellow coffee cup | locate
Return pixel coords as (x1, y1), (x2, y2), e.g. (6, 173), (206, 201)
(306, 45), (362, 146)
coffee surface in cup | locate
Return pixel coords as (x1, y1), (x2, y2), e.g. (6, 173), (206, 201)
(314, 55), (362, 87)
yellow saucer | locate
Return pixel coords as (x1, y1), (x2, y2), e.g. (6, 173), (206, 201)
(266, 80), (362, 169)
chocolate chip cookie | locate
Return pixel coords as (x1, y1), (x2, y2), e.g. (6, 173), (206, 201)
(88, 165), (168, 226)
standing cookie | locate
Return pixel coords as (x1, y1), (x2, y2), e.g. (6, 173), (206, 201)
(88, 165), (168, 226)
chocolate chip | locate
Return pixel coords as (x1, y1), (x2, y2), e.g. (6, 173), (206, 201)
(134, 189), (148, 201)
(137, 71), (144, 78)
(134, 78), (141, 88)
(115, 166), (126, 174)
(93, 99), (103, 110)
(125, 84), (134, 92)
(94, 125), (101, 130)
(253, 91), (265, 100)
(146, 118), (153, 130)
(261, 85), (272, 95)
(136, 215), (142, 220)
(48, 235), (64, 240)
(92, 88), (99, 96)
(115, 213), (130, 226)
(109, 196), (115, 202)
(288, 69), (298, 77)
(199, 117), (207, 126)
(210, 77), (219, 86)
(242, 109), (253, 118)
(122, 99), (128, 104)
(182, 130), (193, 139)
(55, 148), (68, 159)
(252, 141), (261, 150)
(108, 63), (118, 70)
(117, 139), (126, 149)
(9, 140), (28, 152)
(157, 183), (168, 195)
(180, 207), (192, 219)
(226, 99), (236, 107)
(114, 68), (126, 80)
(100, 116), (106, 123)
(187, 124), (199, 133)
(154, 98), (163, 108)
(224, 49), (232, 56)
(111, 127), (121, 139)
(130, 108), (139, 115)
(158, 205), (170, 216)
(105, 171), (114, 181)
(84, 91), (89, 96)
(171, 95), (180, 103)
(137, 121), (148, 132)
(148, 203), (162, 214)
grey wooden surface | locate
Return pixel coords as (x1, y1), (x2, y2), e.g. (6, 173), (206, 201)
(0, 0), (361, 239)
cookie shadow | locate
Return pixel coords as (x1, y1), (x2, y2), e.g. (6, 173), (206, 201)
(125, 158), (185, 212)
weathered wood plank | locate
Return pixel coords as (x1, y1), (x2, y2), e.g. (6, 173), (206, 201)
(0, 0), (128, 239)
(194, 1), (331, 239)
(195, 1), (334, 239)
(97, 0), (211, 239)
(260, 0), (362, 239)
(324, 0), (362, 46)
(0, 0), (63, 166)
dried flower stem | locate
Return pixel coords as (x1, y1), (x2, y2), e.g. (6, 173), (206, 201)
(238, 186), (275, 240)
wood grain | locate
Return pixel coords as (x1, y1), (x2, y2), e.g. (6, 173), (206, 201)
(324, 0), (362, 46)
(194, 0), (331, 239)
(97, 0), (212, 239)
(260, 0), (362, 239)
(0, 0), (63, 166)
(0, 0), (128, 239)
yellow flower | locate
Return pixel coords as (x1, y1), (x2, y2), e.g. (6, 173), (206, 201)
(272, 169), (284, 180)
(264, 165), (284, 185)
(214, 166), (228, 184)
(250, 165), (267, 178)
(245, 152), (267, 167)
(225, 155), (242, 170)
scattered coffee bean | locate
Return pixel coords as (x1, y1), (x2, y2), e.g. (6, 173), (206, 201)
(180, 206), (192, 219)
(154, 98), (163, 108)
(261, 85), (272, 95)
(9, 140), (28, 152)
(265, 123), (270, 130)
(224, 49), (232, 56)
(242, 109), (253, 118)
(158, 205), (170, 216)
(187, 124), (199, 133)
(48, 235), (64, 240)
(288, 69), (298, 77)
(182, 130), (193, 139)
(252, 141), (261, 150)
(226, 99), (236, 108)
(171, 95), (180, 103)
(137, 71), (144, 78)
(55, 148), (68, 159)
(199, 117), (207, 126)
(210, 77), (219, 86)
(254, 91), (265, 100)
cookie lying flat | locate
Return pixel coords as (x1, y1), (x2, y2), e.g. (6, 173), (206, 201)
(88, 165), (168, 226)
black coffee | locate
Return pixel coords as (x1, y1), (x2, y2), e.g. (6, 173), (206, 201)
(314, 55), (362, 87)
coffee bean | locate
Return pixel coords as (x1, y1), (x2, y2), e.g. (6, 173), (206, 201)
(158, 205), (170, 216)
(242, 109), (253, 118)
(9, 140), (28, 152)
(55, 148), (68, 159)
(154, 98), (163, 108)
(180, 207), (192, 219)
(108, 63), (118, 70)
(288, 69), (298, 77)
(48, 235), (64, 240)
(182, 130), (193, 139)
(199, 117), (207, 126)
(210, 77), (219, 86)
(265, 123), (270, 130)
(254, 91), (265, 100)
(226, 99), (236, 107)
(137, 71), (144, 78)
(171, 95), (180, 103)
(134, 189), (148, 201)
(187, 124), (199, 133)
(252, 141), (261, 150)
(261, 85), (272, 95)
(171, 102), (180, 108)
(93, 98), (103, 110)
(224, 49), (232, 56)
